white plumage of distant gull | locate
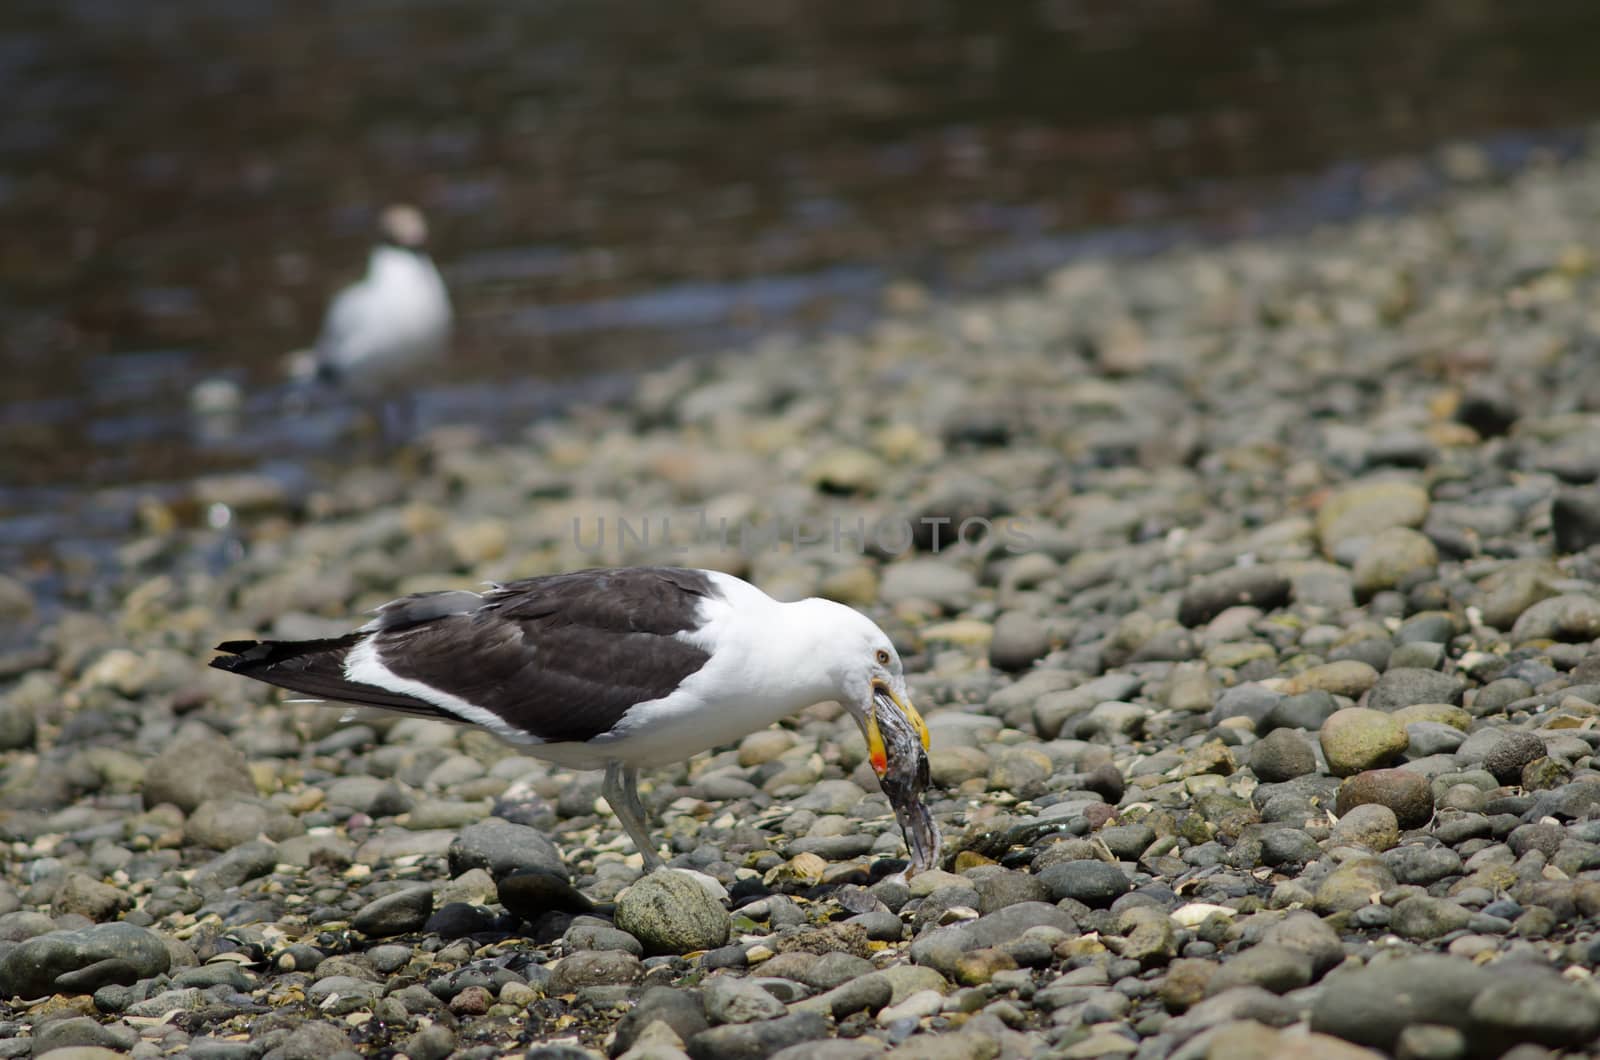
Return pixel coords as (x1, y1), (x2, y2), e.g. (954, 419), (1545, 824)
(289, 205), (452, 434)
(209, 566), (941, 872)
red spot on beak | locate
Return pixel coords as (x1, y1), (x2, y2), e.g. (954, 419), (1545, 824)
(870, 750), (888, 775)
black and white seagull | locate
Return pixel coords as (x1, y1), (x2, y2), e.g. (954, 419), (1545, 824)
(210, 567), (941, 872)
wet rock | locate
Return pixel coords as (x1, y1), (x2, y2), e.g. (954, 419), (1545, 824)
(616, 870), (731, 955)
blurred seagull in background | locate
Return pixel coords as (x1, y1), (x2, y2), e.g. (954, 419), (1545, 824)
(290, 204), (452, 440)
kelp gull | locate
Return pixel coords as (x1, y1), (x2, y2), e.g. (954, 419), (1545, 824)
(210, 566), (940, 871)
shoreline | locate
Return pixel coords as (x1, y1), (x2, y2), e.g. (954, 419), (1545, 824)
(5, 121), (1597, 610)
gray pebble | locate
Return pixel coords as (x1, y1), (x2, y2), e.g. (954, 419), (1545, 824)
(352, 886), (434, 937)
(0, 922), (170, 997)
(703, 973), (788, 1023)
(1249, 729), (1318, 782)
(687, 1010), (829, 1060)
(547, 949), (642, 992)
(616, 870), (731, 956)
(1038, 860), (1131, 907)
(447, 819), (567, 880)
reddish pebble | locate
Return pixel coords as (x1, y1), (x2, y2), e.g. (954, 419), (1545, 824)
(449, 985), (493, 1015)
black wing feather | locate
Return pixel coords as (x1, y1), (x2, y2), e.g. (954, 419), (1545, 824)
(210, 567), (720, 744)
(209, 634), (441, 715)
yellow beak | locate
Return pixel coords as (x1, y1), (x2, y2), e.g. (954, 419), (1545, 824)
(867, 686), (930, 776)
(892, 687), (930, 751)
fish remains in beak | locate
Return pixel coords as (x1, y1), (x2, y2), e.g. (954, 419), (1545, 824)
(867, 683), (941, 874)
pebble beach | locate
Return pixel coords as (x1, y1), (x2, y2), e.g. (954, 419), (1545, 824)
(8, 139), (1600, 1059)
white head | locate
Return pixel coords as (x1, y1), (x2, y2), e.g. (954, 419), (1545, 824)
(380, 204), (430, 249)
(791, 597), (939, 870)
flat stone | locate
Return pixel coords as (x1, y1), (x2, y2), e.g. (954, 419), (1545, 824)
(1309, 955), (1495, 1050)
(448, 819), (567, 880)
(1038, 861), (1131, 907)
(548, 949), (642, 993)
(1389, 896), (1471, 940)
(1509, 593), (1600, 643)
(352, 886), (434, 937)
(686, 1010), (828, 1060)
(1178, 567), (1292, 627)
(1312, 857), (1397, 914)
(1366, 669), (1467, 712)
(1468, 975), (1600, 1048)
(142, 733), (255, 814)
(0, 923), (171, 997)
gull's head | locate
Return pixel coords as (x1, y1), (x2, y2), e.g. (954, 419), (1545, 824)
(801, 599), (940, 872)
(380, 204), (430, 249)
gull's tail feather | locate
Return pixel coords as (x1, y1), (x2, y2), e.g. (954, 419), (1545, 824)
(210, 635), (437, 717)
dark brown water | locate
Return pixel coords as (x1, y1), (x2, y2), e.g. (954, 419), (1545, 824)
(5, 0), (1600, 586)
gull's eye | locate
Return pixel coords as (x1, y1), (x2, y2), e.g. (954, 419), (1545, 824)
(876, 649), (891, 666)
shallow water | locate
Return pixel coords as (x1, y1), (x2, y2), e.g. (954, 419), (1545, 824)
(4, 0), (1600, 590)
